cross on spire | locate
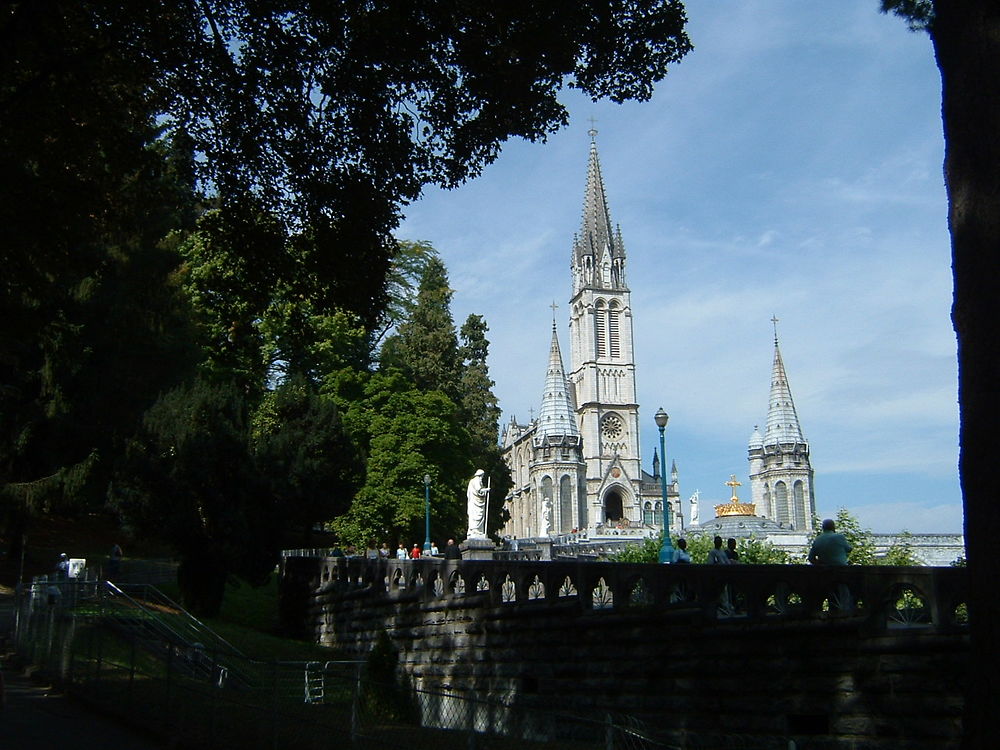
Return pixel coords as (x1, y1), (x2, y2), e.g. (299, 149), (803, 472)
(550, 300), (559, 324)
(771, 315), (780, 343)
(587, 116), (598, 141)
(725, 474), (743, 502)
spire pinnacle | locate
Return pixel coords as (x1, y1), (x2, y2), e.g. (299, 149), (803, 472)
(572, 131), (626, 293)
(764, 322), (806, 446)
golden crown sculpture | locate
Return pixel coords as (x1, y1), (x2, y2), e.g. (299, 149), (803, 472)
(714, 475), (756, 518)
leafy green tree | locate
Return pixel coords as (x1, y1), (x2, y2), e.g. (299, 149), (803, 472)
(458, 315), (511, 536)
(252, 377), (360, 542)
(329, 371), (471, 548)
(380, 257), (462, 399)
(113, 379), (276, 616)
(879, 531), (920, 566)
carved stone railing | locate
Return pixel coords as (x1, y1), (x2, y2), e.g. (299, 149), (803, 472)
(281, 556), (968, 633)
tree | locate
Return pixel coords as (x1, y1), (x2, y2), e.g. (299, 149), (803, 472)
(328, 371), (472, 547)
(113, 379), (276, 616)
(252, 377), (360, 541)
(380, 257), (462, 399)
(880, 3), (1000, 745)
(458, 314), (511, 536)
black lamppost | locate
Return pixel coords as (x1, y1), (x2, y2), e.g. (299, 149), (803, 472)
(654, 408), (675, 563)
(423, 474), (432, 554)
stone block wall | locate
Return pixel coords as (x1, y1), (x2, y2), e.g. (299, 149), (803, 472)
(280, 557), (968, 748)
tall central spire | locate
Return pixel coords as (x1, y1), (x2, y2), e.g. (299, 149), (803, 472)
(572, 134), (626, 293)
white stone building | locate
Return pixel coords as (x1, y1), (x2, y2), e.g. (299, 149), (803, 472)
(500, 134), (680, 539)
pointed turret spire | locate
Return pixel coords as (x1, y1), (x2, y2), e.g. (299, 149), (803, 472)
(764, 321), (806, 446)
(573, 132), (626, 293)
(536, 322), (580, 441)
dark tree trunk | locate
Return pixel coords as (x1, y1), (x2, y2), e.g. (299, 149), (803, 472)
(177, 551), (228, 619)
(930, 2), (1000, 748)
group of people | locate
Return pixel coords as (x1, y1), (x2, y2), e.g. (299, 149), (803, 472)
(668, 536), (741, 564)
(668, 519), (852, 566)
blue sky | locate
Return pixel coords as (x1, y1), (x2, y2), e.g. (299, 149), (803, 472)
(397, 2), (962, 535)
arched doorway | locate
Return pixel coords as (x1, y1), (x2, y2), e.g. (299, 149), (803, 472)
(603, 488), (624, 523)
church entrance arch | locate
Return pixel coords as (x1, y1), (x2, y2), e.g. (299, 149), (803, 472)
(603, 488), (624, 523)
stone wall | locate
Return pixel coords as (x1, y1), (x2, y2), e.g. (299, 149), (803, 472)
(280, 557), (968, 748)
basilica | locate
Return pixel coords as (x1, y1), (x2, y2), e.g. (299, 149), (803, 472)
(499, 134), (818, 541)
(498, 135), (966, 567)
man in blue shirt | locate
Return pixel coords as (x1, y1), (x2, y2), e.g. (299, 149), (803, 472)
(809, 519), (852, 565)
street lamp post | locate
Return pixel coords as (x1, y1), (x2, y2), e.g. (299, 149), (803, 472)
(423, 474), (432, 554)
(654, 408), (675, 564)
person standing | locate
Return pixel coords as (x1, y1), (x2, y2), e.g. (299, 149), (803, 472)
(107, 543), (124, 579)
(726, 538), (740, 563)
(444, 539), (461, 560)
(409, 543), (421, 559)
(672, 538), (691, 564)
(396, 544), (407, 561)
(808, 519), (852, 565)
(708, 536), (729, 564)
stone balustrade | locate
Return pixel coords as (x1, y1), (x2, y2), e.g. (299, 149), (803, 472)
(282, 556), (967, 633)
(279, 556), (969, 748)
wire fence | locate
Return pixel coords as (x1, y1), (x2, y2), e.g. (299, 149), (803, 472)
(11, 580), (781, 750)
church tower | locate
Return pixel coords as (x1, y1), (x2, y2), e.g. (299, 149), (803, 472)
(748, 322), (816, 531)
(501, 131), (679, 539)
(568, 130), (643, 528)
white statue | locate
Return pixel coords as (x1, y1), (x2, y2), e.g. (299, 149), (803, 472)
(540, 499), (552, 538)
(689, 490), (700, 526)
(466, 469), (490, 538)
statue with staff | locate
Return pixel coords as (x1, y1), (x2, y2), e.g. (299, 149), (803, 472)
(466, 469), (490, 539)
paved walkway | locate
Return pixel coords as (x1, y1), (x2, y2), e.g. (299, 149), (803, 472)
(1, 593), (165, 749)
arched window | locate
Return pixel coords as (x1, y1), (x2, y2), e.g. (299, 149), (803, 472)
(594, 300), (607, 357)
(560, 475), (573, 533)
(775, 481), (789, 525)
(643, 501), (653, 526)
(608, 301), (621, 358)
(792, 481), (806, 530)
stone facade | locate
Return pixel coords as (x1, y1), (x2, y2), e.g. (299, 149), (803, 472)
(281, 555), (969, 749)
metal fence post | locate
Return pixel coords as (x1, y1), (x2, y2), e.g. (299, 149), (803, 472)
(605, 712), (614, 750)
(272, 659), (280, 750)
(350, 662), (361, 743)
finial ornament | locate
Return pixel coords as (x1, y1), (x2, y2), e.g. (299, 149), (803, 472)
(725, 474), (743, 502)
(587, 115), (598, 141)
(771, 315), (780, 343)
(715, 474), (755, 518)
(550, 300), (559, 324)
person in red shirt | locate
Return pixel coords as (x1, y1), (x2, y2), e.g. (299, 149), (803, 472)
(409, 544), (421, 559)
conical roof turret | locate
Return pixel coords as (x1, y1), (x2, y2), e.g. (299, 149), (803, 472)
(536, 323), (580, 441)
(764, 334), (806, 446)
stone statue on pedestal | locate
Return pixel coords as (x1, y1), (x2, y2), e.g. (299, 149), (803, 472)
(540, 498), (552, 538)
(466, 469), (489, 539)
